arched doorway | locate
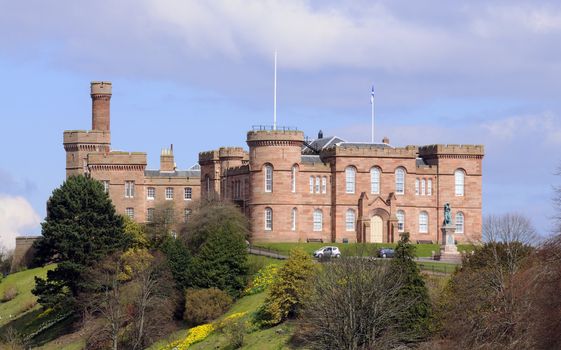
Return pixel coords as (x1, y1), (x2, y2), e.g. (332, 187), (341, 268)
(370, 215), (383, 243)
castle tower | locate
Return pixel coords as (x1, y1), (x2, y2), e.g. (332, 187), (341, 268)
(63, 81), (112, 177)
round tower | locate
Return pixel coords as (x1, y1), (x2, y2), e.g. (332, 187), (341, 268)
(246, 128), (304, 171)
(91, 81), (112, 132)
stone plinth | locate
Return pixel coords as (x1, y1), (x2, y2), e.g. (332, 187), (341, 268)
(439, 225), (462, 263)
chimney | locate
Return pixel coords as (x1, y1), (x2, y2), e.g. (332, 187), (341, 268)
(382, 136), (390, 145)
(318, 130), (324, 139)
(91, 81), (112, 132)
(160, 144), (175, 172)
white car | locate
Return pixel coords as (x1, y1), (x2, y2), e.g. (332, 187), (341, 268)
(313, 246), (341, 259)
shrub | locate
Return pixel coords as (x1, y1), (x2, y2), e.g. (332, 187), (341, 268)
(184, 288), (233, 325)
(224, 317), (246, 349)
(244, 264), (279, 295)
(256, 248), (316, 327)
(1, 285), (18, 302)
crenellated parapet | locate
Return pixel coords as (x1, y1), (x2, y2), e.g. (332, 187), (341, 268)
(225, 164), (250, 176)
(419, 144), (484, 159)
(322, 144), (417, 159)
(218, 147), (245, 160)
(63, 130), (111, 145)
(246, 129), (304, 147)
(199, 150), (220, 165)
(87, 152), (147, 171)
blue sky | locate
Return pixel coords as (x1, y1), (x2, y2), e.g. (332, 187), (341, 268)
(1, 0), (561, 248)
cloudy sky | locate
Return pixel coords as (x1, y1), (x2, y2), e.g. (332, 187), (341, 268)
(1, 0), (560, 248)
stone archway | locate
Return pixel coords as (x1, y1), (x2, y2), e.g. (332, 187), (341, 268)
(370, 215), (383, 243)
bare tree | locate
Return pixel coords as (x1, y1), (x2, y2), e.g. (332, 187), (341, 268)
(483, 213), (537, 245)
(296, 258), (412, 350)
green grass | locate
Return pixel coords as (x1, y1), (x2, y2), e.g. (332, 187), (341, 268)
(253, 242), (475, 258)
(0, 264), (55, 327)
(417, 261), (459, 274)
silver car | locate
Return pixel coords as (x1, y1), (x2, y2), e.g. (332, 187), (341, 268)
(313, 246), (342, 258)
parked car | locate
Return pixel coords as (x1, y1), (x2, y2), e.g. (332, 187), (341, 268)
(313, 246), (341, 259)
(378, 248), (395, 258)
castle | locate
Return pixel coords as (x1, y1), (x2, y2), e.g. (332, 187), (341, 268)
(64, 82), (484, 244)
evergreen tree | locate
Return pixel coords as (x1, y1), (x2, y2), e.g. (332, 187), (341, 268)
(33, 175), (128, 309)
(391, 232), (432, 342)
(161, 237), (192, 291)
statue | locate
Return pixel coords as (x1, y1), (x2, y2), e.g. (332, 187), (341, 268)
(444, 203), (452, 226)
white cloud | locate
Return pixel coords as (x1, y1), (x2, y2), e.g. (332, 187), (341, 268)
(0, 195), (41, 250)
(482, 112), (561, 145)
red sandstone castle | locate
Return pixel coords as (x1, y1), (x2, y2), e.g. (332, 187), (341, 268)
(64, 82), (484, 244)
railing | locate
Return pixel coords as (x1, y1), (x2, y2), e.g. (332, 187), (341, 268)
(248, 245), (287, 260)
(417, 263), (456, 275)
(251, 125), (299, 132)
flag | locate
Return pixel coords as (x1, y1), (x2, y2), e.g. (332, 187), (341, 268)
(370, 85), (374, 104)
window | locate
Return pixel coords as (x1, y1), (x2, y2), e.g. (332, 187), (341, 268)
(345, 167), (356, 194)
(184, 187), (192, 200)
(146, 208), (154, 222)
(315, 177), (320, 194)
(313, 209), (323, 231)
(415, 178), (420, 195)
(102, 180), (110, 194)
(322, 177), (327, 194)
(395, 168), (405, 195)
(291, 165), (297, 193)
(455, 212), (464, 234)
(166, 187), (174, 200)
(291, 208), (297, 231)
(346, 209), (355, 231)
(184, 209), (192, 223)
(370, 167), (380, 194)
(309, 176), (314, 193)
(455, 169), (465, 196)
(264, 164), (273, 192)
(397, 210), (405, 232)
(427, 179), (432, 196)
(265, 207), (273, 230)
(125, 207), (134, 219)
(125, 181), (135, 198)
(421, 179), (426, 196)
(205, 175), (211, 194)
(419, 211), (428, 233)
(164, 208), (173, 224)
(147, 187), (155, 200)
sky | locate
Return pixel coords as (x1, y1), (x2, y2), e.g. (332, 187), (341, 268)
(1, 0), (561, 249)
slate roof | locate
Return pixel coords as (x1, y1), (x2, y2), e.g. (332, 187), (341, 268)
(335, 142), (393, 149)
(416, 158), (429, 167)
(301, 155), (323, 164)
(144, 169), (200, 178)
(302, 136), (346, 154)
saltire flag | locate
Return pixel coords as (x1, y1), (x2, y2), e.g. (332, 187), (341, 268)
(370, 85), (374, 104)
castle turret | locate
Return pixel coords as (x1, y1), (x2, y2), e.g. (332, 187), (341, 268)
(91, 81), (112, 132)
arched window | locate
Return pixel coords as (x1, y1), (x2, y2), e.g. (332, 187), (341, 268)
(345, 209), (355, 231)
(395, 167), (405, 195)
(291, 208), (297, 231)
(309, 176), (314, 193)
(421, 179), (426, 196)
(315, 176), (320, 194)
(455, 169), (465, 196)
(264, 207), (273, 231)
(322, 176), (327, 194)
(427, 179), (433, 196)
(291, 165), (297, 193)
(313, 209), (323, 231)
(370, 167), (380, 194)
(419, 211), (428, 233)
(345, 167), (356, 194)
(264, 165), (273, 192)
(397, 210), (405, 232)
(415, 178), (420, 195)
(455, 212), (464, 234)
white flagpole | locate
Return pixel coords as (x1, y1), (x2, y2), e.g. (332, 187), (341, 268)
(273, 50), (277, 130)
(370, 86), (374, 143)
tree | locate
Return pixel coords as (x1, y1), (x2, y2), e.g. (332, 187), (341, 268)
(33, 175), (129, 309)
(123, 216), (149, 249)
(256, 248), (315, 327)
(391, 232), (432, 342)
(144, 202), (179, 248)
(296, 258), (410, 350)
(160, 237), (192, 291)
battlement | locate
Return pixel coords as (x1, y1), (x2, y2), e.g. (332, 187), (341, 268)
(199, 150), (220, 164)
(225, 164), (250, 176)
(418, 144), (485, 158)
(219, 147), (245, 159)
(322, 145), (417, 158)
(91, 81), (112, 95)
(247, 129), (304, 144)
(63, 130), (110, 144)
(87, 151), (147, 165)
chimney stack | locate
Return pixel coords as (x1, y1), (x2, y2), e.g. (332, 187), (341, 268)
(318, 130), (324, 139)
(382, 136), (390, 145)
(160, 144), (175, 172)
(91, 81), (112, 132)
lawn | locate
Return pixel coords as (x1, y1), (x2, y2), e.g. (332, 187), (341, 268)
(417, 261), (459, 274)
(253, 242), (475, 258)
(0, 264), (55, 327)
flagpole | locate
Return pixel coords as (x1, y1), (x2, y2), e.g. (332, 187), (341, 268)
(371, 86), (374, 143)
(273, 50), (277, 130)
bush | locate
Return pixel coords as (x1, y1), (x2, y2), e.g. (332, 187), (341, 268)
(184, 288), (233, 325)
(1, 285), (18, 302)
(244, 264), (279, 295)
(256, 248), (315, 327)
(224, 317), (246, 349)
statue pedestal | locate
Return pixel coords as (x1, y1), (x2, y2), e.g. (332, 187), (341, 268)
(439, 225), (462, 263)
